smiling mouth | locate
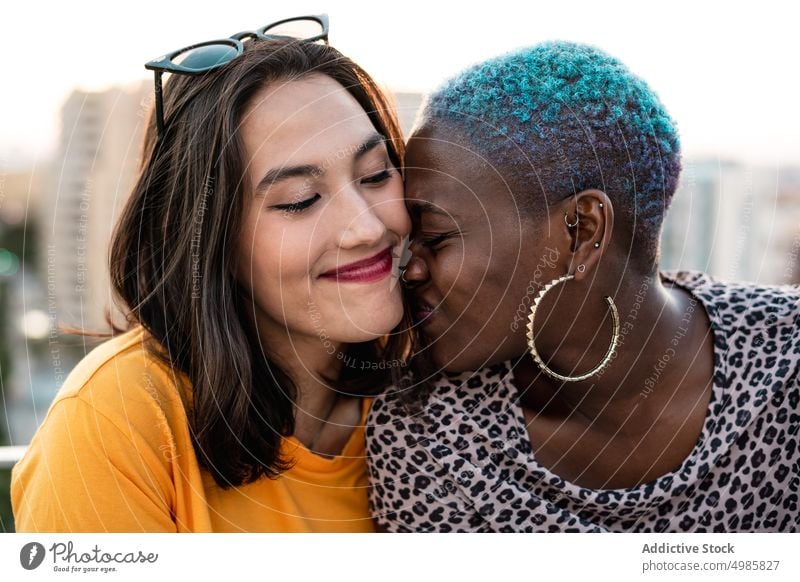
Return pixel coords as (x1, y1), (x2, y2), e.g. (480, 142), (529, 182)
(319, 246), (394, 283)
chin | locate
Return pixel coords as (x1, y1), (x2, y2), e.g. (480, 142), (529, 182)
(428, 343), (472, 374)
(312, 284), (404, 341)
(334, 304), (404, 343)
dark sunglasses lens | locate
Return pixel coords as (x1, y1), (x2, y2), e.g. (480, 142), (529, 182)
(172, 43), (238, 71)
(263, 19), (324, 39)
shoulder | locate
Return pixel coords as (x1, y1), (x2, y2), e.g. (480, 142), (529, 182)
(662, 269), (800, 328)
(13, 327), (192, 508)
(662, 270), (800, 355)
(37, 326), (191, 449)
(663, 270), (800, 392)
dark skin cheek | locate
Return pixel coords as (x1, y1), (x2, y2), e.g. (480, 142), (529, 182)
(429, 243), (540, 371)
(425, 253), (484, 370)
(404, 126), (553, 371)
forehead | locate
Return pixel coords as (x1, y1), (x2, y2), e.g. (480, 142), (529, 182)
(240, 74), (376, 166)
(404, 125), (517, 215)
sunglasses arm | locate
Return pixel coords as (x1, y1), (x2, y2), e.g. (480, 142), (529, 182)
(153, 70), (165, 139)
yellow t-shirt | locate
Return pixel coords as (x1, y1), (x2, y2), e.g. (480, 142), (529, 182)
(11, 326), (375, 532)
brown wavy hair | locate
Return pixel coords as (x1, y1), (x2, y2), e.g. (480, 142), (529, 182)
(101, 38), (410, 488)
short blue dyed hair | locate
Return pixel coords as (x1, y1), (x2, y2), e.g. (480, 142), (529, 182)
(417, 40), (681, 266)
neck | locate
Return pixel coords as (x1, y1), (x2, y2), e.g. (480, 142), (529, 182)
(513, 270), (697, 420)
(249, 309), (345, 443)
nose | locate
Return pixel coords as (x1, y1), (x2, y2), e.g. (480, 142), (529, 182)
(337, 191), (386, 250)
(401, 253), (429, 288)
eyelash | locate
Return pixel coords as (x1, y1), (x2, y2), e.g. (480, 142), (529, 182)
(270, 167), (393, 214)
(272, 193), (321, 214)
(362, 168), (392, 185)
(414, 231), (457, 251)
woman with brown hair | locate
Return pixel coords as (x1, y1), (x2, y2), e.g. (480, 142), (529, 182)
(12, 15), (411, 532)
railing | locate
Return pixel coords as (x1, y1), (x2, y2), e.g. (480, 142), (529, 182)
(0, 446), (26, 470)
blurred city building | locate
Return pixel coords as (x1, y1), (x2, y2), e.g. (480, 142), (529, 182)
(40, 81), (150, 333)
(3, 82), (149, 444)
(661, 160), (800, 285)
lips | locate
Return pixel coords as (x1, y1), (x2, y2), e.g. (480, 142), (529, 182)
(320, 246), (394, 283)
(413, 296), (438, 327)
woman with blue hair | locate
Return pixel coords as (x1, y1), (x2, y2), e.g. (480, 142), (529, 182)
(367, 41), (800, 532)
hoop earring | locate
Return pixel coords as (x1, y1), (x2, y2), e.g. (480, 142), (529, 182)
(526, 274), (620, 382)
(564, 212), (579, 229)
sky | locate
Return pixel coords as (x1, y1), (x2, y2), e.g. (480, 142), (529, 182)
(0, 0), (798, 169)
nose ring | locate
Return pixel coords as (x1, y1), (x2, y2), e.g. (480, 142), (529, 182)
(399, 264), (409, 284)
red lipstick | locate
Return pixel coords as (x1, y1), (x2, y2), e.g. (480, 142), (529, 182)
(320, 246), (394, 283)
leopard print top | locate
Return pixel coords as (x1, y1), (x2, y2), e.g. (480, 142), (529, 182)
(367, 271), (800, 532)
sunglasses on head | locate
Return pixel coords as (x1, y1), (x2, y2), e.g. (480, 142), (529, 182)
(144, 14), (330, 139)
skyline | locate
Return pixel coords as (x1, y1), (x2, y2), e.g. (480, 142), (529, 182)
(1, 1), (798, 168)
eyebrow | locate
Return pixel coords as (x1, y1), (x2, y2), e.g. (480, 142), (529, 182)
(408, 200), (456, 221)
(253, 132), (388, 197)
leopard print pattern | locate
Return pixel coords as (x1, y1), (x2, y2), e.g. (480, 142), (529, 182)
(367, 271), (800, 532)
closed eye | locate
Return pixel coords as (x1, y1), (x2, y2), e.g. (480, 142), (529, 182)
(271, 193), (321, 214)
(413, 230), (459, 251)
(361, 168), (393, 185)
